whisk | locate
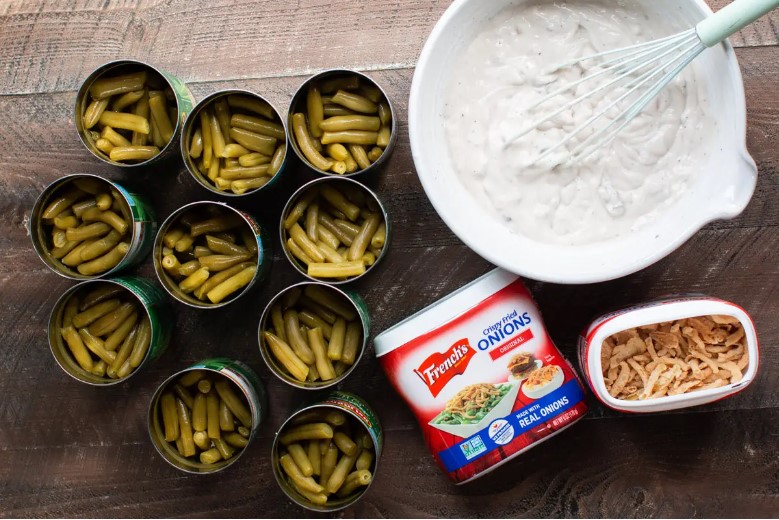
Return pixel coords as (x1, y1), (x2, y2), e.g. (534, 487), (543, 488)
(506, 0), (779, 165)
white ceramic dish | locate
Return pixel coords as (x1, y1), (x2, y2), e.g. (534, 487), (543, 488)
(521, 365), (564, 400)
(428, 381), (521, 438)
(578, 298), (759, 413)
(408, 0), (757, 283)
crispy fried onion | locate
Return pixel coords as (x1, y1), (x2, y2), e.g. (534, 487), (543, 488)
(600, 314), (748, 401)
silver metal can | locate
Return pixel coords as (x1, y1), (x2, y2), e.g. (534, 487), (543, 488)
(287, 69), (397, 178)
(153, 200), (271, 308)
(180, 89), (289, 197)
(75, 59), (195, 168)
(272, 391), (383, 511)
(148, 358), (267, 474)
(48, 276), (173, 385)
(31, 173), (157, 280)
(279, 176), (390, 284)
(257, 281), (371, 390)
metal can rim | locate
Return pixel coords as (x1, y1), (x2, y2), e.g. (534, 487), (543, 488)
(31, 173), (147, 280)
(179, 88), (289, 197)
(75, 59), (187, 168)
(257, 281), (369, 390)
(271, 398), (381, 512)
(152, 200), (265, 309)
(287, 68), (398, 178)
(47, 277), (159, 386)
(147, 363), (261, 474)
(279, 176), (390, 285)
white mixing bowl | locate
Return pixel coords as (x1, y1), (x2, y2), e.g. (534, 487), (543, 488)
(409, 0), (757, 284)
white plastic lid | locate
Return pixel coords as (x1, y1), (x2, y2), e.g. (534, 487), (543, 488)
(373, 268), (518, 357)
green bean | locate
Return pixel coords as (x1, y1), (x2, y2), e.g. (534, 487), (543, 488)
(207, 391), (221, 440)
(160, 392), (180, 442)
(128, 316), (151, 368)
(76, 242), (129, 275)
(89, 71), (147, 100)
(215, 380), (252, 428)
(176, 397), (197, 458)
(88, 301), (135, 337)
(231, 113), (285, 140)
(330, 90), (377, 114)
(108, 323), (137, 377)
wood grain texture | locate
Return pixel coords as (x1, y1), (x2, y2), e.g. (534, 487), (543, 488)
(1, 0), (778, 517)
(1, 0), (778, 95)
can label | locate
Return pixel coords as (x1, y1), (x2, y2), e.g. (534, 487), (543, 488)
(378, 278), (587, 484)
(189, 358), (268, 430)
(236, 210), (271, 286)
(341, 290), (371, 338)
(111, 276), (172, 362)
(319, 391), (383, 455)
(112, 185), (157, 273)
(161, 70), (195, 127)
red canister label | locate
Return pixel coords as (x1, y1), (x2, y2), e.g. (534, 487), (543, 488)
(378, 278), (588, 484)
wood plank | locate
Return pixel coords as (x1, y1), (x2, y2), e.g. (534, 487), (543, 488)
(0, 48), (777, 427)
(0, 45), (777, 211)
(0, 0), (450, 95)
(1, 221), (777, 434)
(1, 2), (777, 514)
(1, 0), (777, 95)
(1, 406), (776, 517)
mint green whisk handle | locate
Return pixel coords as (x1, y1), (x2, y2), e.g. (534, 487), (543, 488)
(696, 0), (779, 47)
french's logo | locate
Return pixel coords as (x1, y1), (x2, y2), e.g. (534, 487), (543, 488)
(413, 339), (475, 397)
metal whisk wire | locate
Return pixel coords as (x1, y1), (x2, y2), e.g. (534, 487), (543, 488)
(505, 0), (779, 166)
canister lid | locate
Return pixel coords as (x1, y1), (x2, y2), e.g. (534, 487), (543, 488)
(373, 268), (518, 357)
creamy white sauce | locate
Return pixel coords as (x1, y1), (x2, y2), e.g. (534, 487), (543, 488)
(443, 0), (714, 245)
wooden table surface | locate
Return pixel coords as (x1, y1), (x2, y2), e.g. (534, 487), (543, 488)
(1, 1), (777, 517)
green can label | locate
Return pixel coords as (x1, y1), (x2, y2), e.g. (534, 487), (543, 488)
(321, 391), (383, 455)
(112, 184), (157, 273)
(342, 290), (371, 338)
(189, 358), (268, 430)
(162, 70), (195, 120)
(236, 210), (272, 285)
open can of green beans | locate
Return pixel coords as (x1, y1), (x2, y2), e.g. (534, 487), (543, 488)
(148, 358), (267, 474)
(272, 391), (383, 511)
(48, 276), (173, 385)
(287, 69), (397, 179)
(279, 176), (390, 284)
(153, 200), (271, 308)
(180, 89), (289, 197)
(75, 59), (195, 168)
(258, 281), (371, 390)
(31, 174), (157, 280)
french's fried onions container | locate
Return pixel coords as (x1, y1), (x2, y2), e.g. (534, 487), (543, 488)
(374, 268), (588, 484)
(578, 296), (759, 414)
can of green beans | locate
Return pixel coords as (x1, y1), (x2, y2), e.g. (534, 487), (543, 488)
(153, 200), (271, 308)
(288, 69), (397, 179)
(148, 358), (267, 474)
(272, 391), (383, 512)
(30, 173), (157, 280)
(180, 89), (289, 197)
(75, 59), (195, 168)
(48, 276), (173, 386)
(279, 176), (390, 284)
(258, 281), (371, 390)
